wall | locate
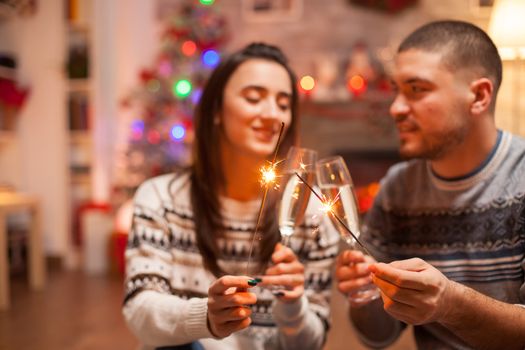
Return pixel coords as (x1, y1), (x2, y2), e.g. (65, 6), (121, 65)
(0, 0), (68, 255)
(112, 0), (513, 163)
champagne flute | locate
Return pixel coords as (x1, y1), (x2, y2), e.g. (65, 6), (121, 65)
(261, 146), (316, 294)
(316, 156), (380, 306)
(278, 146), (318, 246)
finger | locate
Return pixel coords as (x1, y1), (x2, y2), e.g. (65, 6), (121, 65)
(273, 286), (304, 301)
(380, 292), (418, 324)
(337, 275), (373, 294)
(337, 250), (366, 266)
(335, 263), (371, 281)
(211, 305), (252, 322)
(369, 263), (425, 290)
(371, 274), (422, 306)
(389, 258), (428, 272)
(209, 276), (256, 295)
(265, 261), (304, 276)
(259, 274), (304, 288)
(272, 245), (297, 264)
(209, 291), (257, 311)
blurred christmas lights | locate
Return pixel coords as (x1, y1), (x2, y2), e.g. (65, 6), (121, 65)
(147, 130), (161, 144)
(347, 74), (366, 95)
(299, 75), (315, 92)
(181, 40), (197, 56)
(171, 124), (186, 141)
(191, 88), (203, 104)
(173, 79), (192, 98)
(202, 50), (220, 68)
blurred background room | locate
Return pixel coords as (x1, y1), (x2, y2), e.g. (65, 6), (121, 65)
(0, 0), (524, 349)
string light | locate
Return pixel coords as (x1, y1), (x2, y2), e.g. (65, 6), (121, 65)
(181, 40), (197, 56)
(173, 79), (192, 98)
(131, 120), (144, 141)
(147, 130), (161, 144)
(202, 50), (220, 68)
(171, 124), (186, 141)
(299, 75), (315, 92)
(347, 74), (366, 95)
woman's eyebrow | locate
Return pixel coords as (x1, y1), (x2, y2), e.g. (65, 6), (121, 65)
(241, 85), (291, 97)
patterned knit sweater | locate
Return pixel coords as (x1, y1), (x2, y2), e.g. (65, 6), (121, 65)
(359, 130), (525, 349)
(122, 171), (339, 350)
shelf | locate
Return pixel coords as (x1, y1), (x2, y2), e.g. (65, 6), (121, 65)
(69, 130), (91, 143)
(68, 79), (91, 92)
(71, 173), (91, 184)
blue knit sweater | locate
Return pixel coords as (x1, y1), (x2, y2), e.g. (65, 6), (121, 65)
(360, 130), (525, 349)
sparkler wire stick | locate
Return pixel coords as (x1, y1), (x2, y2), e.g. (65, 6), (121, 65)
(294, 172), (375, 259)
(246, 122), (285, 274)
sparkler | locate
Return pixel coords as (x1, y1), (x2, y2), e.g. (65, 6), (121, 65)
(294, 172), (375, 259)
(246, 122), (285, 274)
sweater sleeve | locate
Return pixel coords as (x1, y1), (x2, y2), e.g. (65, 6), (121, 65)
(350, 185), (404, 347)
(272, 199), (339, 350)
(122, 177), (215, 347)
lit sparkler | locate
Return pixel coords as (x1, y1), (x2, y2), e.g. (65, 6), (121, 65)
(294, 172), (375, 259)
(246, 122), (285, 273)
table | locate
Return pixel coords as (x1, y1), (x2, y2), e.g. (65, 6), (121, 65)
(0, 192), (46, 310)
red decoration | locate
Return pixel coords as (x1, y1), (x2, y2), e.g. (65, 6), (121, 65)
(0, 77), (29, 108)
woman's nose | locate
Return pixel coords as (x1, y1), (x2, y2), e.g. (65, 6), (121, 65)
(260, 99), (280, 119)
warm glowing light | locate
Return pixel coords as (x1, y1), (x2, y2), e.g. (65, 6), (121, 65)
(181, 41), (197, 56)
(320, 191), (340, 215)
(348, 75), (365, 91)
(260, 164), (277, 185)
(321, 201), (335, 214)
(300, 75), (315, 91)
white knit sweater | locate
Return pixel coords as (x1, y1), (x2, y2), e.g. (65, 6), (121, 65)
(123, 172), (339, 350)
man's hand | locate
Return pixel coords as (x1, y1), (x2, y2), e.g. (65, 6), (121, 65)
(207, 276), (257, 338)
(369, 258), (456, 325)
(260, 243), (305, 303)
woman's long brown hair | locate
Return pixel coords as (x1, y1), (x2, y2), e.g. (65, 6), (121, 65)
(190, 43), (299, 277)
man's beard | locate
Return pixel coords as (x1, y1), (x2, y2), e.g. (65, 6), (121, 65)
(399, 126), (467, 161)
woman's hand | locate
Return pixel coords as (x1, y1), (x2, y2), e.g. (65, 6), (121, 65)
(261, 243), (305, 303)
(335, 249), (377, 307)
(207, 276), (258, 338)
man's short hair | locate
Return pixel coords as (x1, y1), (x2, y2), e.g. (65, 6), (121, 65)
(399, 20), (502, 94)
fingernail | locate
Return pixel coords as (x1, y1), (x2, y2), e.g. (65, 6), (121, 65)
(253, 277), (263, 283)
(247, 279), (258, 286)
(272, 291), (285, 297)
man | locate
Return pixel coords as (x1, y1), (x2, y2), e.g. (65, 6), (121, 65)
(336, 20), (525, 349)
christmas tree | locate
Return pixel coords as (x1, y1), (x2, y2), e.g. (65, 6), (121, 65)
(114, 0), (228, 203)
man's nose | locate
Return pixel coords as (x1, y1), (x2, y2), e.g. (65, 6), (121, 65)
(389, 93), (410, 120)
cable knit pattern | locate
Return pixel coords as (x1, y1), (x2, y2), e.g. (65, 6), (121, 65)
(360, 131), (525, 349)
(123, 171), (339, 350)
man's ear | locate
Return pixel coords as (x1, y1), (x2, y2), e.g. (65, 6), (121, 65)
(469, 78), (493, 115)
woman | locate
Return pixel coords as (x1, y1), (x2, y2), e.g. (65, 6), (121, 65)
(123, 43), (338, 350)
